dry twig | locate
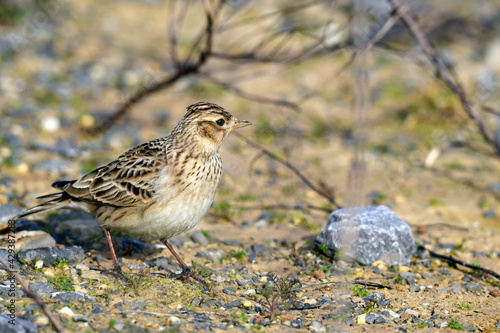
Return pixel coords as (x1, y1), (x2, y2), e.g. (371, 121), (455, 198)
(418, 245), (500, 280)
(388, 0), (500, 155)
(0, 256), (65, 332)
(236, 133), (340, 208)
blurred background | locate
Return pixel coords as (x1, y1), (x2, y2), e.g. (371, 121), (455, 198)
(1, 0), (500, 240)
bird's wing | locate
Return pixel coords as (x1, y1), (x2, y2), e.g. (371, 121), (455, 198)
(63, 139), (167, 207)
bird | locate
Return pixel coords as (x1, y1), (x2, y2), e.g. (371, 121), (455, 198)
(15, 102), (251, 282)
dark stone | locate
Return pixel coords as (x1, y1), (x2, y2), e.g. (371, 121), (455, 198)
(315, 206), (414, 265)
(374, 316), (386, 324)
(0, 204), (24, 224)
(363, 292), (385, 303)
(483, 210), (496, 218)
(438, 269), (451, 275)
(0, 249), (22, 270)
(399, 272), (418, 284)
(395, 327), (407, 333)
(291, 319), (303, 328)
(17, 246), (85, 266)
(370, 265), (383, 274)
(223, 287), (236, 295)
(124, 301), (147, 310)
(51, 291), (93, 303)
(379, 300), (391, 307)
(92, 304), (104, 314)
(365, 314), (377, 324)
(251, 244), (266, 256)
(73, 315), (90, 322)
(0, 285), (24, 299)
(150, 257), (170, 271)
(225, 300), (241, 309)
(409, 283), (420, 292)
(464, 282), (483, 293)
(221, 240), (240, 246)
(189, 231), (208, 245)
(29, 282), (54, 297)
(463, 326), (478, 331)
(236, 278), (252, 287)
(294, 258), (306, 267)
(0, 314), (38, 333)
(421, 271), (434, 280)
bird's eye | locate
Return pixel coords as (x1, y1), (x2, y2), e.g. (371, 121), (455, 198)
(216, 119), (225, 126)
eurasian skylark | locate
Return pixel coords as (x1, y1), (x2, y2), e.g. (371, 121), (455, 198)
(16, 102), (251, 282)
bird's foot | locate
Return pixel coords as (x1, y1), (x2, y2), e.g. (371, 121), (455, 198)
(171, 266), (206, 284)
(102, 265), (130, 282)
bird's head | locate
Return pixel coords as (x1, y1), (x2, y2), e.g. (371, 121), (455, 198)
(174, 102), (251, 154)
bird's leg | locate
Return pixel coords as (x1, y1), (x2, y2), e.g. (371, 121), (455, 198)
(164, 240), (205, 284)
(103, 228), (129, 281)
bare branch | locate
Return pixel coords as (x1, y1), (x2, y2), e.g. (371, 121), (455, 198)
(419, 245), (500, 280)
(388, 0), (500, 156)
(0, 256), (65, 333)
(235, 133), (341, 208)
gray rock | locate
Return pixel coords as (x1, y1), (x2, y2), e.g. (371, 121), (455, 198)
(0, 285), (24, 299)
(363, 292), (385, 303)
(439, 269), (451, 275)
(222, 287), (235, 295)
(0, 204), (24, 225)
(17, 246), (85, 266)
(0, 314), (38, 333)
(55, 219), (101, 244)
(464, 282), (483, 294)
(51, 291), (93, 303)
(463, 326), (478, 331)
(291, 319), (303, 328)
(150, 257), (170, 271)
(124, 301), (147, 310)
(224, 300), (241, 308)
(409, 283), (420, 292)
(365, 314), (377, 324)
(315, 206), (414, 265)
(13, 230), (56, 251)
(190, 231), (208, 245)
(436, 321), (448, 328)
(0, 249), (22, 270)
(73, 315), (90, 322)
(421, 271), (434, 280)
(399, 272), (418, 284)
(309, 320), (327, 332)
(451, 285), (463, 293)
(29, 281), (54, 297)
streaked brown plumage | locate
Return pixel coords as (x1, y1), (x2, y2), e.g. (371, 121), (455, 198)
(16, 102), (251, 282)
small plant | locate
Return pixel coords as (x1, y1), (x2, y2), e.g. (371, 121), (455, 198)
(458, 303), (470, 310)
(221, 250), (247, 263)
(351, 284), (369, 298)
(393, 275), (405, 285)
(428, 198), (444, 207)
(449, 317), (463, 330)
(108, 319), (116, 328)
(257, 274), (300, 321)
(213, 201), (233, 219)
(51, 276), (74, 291)
(54, 259), (68, 269)
(191, 260), (212, 278)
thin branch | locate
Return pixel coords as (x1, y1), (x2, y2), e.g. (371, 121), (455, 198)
(388, 0), (500, 156)
(235, 133), (341, 208)
(88, 0), (224, 134)
(303, 280), (392, 290)
(419, 245), (500, 280)
(200, 71), (302, 112)
(0, 256), (65, 333)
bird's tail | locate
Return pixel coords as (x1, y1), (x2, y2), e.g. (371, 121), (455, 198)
(15, 192), (71, 220)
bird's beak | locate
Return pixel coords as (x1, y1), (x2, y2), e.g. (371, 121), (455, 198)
(231, 119), (252, 129)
